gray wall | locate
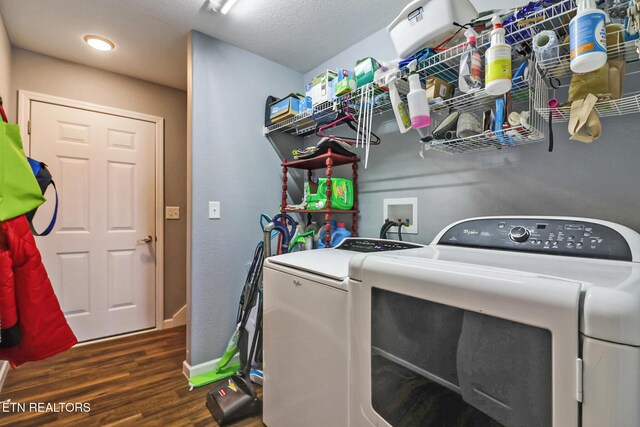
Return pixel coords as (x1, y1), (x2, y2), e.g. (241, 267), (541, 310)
(189, 31), (303, 365)
(0, 12), (10, 120)
(304, 28), (640, 244)
(10, 49), (188, 320)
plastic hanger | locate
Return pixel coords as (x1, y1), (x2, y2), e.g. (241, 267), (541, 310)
(315, 111), (380, 146)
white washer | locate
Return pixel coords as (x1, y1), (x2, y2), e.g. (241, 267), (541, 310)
(349, 216), (640, 427)
(262, 238), (423, 427)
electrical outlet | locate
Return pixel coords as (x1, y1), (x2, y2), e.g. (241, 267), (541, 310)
(165, 206), (180, 220)
(209, 201), (221, 219)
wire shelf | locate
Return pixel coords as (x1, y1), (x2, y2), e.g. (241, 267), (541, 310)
(429, 125), (545, 154)
(264, 1), (569, 153)
(417, 0), (576, 86)
(263, 81), (409, 136)
(430, 76), (530, 114)
(531, 0), (640, 123)
(536, 90), (640, 122)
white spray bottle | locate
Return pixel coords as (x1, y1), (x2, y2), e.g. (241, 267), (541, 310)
(459, 28), (482, 93)
(407, 59), (431, 129)
(485, 16), (512, 96)
(375, 61), (411, 133)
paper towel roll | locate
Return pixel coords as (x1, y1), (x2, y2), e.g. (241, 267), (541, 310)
(533, 31), (559, 67)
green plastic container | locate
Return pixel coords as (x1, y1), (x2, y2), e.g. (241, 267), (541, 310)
(307, 178), (354, 210)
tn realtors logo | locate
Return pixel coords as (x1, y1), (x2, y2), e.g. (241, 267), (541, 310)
(1, 399), (91, 413)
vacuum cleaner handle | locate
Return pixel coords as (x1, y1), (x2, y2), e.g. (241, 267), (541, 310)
(263, 222), (276, 259)
(271, 213), (298, 239)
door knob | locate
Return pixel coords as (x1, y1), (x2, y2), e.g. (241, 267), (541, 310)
(138, 235), (153, 244)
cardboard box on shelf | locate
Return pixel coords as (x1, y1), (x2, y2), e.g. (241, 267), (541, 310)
(426, 76), (454, 101)
(310, 70), (338, 106)
(270, 94), (304, 123)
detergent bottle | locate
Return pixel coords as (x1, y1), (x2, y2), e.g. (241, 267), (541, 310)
(305, 221), (319, 249)
(485, 16), (512, 96)
(331, 223), (352, 248)
(317, 220), (338, 249)
(570, 0), (607, 73)
(459, 28), (482, 93)
(407, 60), (431, 129)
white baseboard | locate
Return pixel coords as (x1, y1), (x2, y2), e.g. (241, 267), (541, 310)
(182, 354), (240, 380)
(163, 304), (187, 329)
(0, 361), (10, 393)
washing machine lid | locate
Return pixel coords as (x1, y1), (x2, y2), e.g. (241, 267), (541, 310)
(266, 249), (355, 281)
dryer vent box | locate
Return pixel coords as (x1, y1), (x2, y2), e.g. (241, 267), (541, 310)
(383, 198), (418, 235)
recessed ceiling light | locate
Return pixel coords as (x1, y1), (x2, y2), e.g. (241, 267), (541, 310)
(83, 35), (115, 51)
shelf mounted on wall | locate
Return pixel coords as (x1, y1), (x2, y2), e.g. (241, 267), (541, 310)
(280, 150), (360, 248)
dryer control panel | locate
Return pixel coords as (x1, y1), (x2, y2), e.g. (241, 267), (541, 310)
(438, 218), (633, 261)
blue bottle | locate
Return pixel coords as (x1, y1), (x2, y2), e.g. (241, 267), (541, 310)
(317, 220), (338, 249)
(330, 222), (352, 248)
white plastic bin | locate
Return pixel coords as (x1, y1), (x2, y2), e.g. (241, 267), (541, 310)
(387, 0), (478, 58)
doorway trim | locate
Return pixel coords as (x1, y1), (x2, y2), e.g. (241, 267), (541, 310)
(17, 90), (166, 332)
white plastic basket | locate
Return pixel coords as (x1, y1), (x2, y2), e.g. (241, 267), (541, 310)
(387, 0), (478, 58)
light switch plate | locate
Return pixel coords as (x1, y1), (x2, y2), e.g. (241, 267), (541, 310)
(209, 201), (221, 219)
(166, 206), (180, 220)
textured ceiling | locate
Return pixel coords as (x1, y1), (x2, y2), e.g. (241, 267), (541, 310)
(0, 0), (410, 90)
(0, 0), (513, 91)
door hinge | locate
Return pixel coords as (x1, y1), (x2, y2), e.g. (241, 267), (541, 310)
(27, 120), (31, 135)
(576, 358), (583, 402)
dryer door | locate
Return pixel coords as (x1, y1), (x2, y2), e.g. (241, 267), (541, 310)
(350, 256), (581, 427)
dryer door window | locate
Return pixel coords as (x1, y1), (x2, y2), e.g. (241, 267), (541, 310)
(371, 288), (552, 427)
(351, 255), (581, 427)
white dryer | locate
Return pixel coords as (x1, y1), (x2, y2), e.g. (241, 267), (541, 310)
(349, 217), (640, 427)
(262, 238), (423, 427)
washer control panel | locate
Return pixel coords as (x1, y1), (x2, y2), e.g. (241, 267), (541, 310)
(438, 218), (632, 261)
(336, 238), (423, 253)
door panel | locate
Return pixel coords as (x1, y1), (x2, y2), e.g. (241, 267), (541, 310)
(30, 101), (156, 342)
(350, 256), (582, 427)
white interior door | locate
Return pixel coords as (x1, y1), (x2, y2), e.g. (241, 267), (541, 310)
(29, 101), (156, 342)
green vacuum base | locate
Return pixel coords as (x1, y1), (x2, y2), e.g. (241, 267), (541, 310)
(189, 363), (241, 388)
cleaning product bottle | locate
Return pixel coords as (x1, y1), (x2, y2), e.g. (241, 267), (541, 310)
(570, 0), (607, 73)
(377, 61), (412, 133)
(459, 28), (482, 93)
(485, 16), (512, 97)
(407, 59), (431, 129)
(305, 221), (319, 249)
(388, 70), (412, 133)
(317, 220), (338, 249)
(330, 222), (352, 248)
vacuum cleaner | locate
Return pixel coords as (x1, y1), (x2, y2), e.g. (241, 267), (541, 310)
(205, 222), (275, 425)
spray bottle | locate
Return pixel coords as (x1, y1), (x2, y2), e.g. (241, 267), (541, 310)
(375, 61), (411, 133)
(459, 28), (482, 93)
(407, 60), (431, 129)
(570, 0), (607, 73)
(485, 16), (512, 96)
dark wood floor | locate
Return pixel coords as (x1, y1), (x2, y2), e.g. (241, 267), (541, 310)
(0, 326), (264, 427)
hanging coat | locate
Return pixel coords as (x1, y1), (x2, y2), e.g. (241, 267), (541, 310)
(0, 215), (77, 367)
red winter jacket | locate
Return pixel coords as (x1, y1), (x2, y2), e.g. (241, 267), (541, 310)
(0, 215), (77, 367)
